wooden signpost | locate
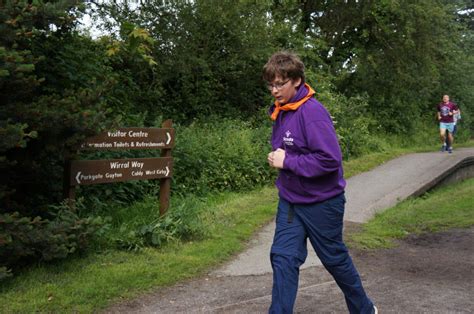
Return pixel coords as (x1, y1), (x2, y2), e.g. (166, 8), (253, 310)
(64, 120), (174, 215)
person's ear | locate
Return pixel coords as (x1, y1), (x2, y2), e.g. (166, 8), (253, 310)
(293, 78), (302, 88)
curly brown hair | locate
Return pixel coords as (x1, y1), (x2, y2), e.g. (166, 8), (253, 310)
(262, 51), (305, 85)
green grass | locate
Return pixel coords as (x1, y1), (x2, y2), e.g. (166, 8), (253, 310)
(347, 178), (474, 249)
(2, 144), (473, 312)
(456, 138), (474, 148)
(0, 187), (278, 313)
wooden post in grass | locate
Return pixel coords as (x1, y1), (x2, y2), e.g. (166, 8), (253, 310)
(63, 152), (76, 201)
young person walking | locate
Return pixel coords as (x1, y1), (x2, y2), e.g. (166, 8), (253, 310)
(264, 51), (376, 314)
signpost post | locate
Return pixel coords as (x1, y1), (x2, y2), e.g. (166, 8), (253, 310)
(64, 120), (174, 215)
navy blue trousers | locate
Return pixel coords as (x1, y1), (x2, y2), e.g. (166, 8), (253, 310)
(269, 193), (373, 314)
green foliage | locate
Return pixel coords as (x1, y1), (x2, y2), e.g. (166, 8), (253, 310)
(0, 1), (113, 279)
(454, 107), (472, 142)
(172, 118), (274, 196)
(111, 195), (206, 251)
(96, 21), (162, 121)
(316, 87), (382, 158)
(291, 1), (474, 133)
(93, 0), (275, 121)
(0, 204), (105, 279)
(0, 1), (114, 213)
(303, 69), (382, 159)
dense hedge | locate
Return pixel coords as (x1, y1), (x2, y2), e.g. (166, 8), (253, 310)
(172, 119), (274, 196)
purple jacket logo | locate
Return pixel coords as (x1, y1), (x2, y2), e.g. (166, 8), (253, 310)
(283, 130), (294, 146)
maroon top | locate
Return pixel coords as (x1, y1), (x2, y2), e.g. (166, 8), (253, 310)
(437, 102), (458, 123)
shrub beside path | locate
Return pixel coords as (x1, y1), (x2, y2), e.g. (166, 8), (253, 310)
(105, 148), (474, 313)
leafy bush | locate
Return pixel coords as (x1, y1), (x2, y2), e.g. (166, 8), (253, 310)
(172, 118), (274, 196)
(0, 204), (105, 280)
(0, 1), (117, 215)
(0, 0), (112, 280)
(308, 74), (385, 159)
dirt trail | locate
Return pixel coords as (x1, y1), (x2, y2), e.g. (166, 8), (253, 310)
(105, 227), (474, 313)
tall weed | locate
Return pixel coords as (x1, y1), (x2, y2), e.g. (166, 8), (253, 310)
(110, 195), (206, 251)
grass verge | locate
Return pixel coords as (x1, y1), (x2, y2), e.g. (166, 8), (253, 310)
(0, 188), (278, 313)
(347, 178), (474, 249)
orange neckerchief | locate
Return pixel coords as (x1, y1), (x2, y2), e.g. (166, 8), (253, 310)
(270, 83), (315, 121)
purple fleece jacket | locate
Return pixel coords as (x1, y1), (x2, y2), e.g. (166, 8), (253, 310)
(270, 84), (346, 204)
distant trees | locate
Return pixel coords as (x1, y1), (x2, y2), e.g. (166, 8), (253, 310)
(272, 0), (474, 132)
(87, 0), (473, 131)
(92, 0), (277, 121)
